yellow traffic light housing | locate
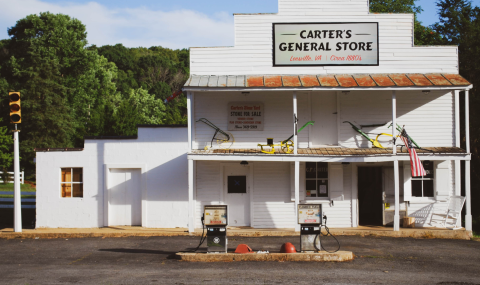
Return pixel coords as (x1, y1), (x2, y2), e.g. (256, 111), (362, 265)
(9, 92), (21, 124)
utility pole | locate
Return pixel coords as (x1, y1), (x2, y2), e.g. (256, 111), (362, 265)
(13, 125), (21, 232)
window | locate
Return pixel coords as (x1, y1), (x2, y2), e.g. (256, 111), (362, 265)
(61, 168), (83, 198)
(411, 161), (434, 197)
(227, 176), (247, 193)
(306, 162), (328, 198)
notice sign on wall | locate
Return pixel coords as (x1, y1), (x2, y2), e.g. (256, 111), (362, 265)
(273, 22), (379, 66)
(228, 102), (264, 131)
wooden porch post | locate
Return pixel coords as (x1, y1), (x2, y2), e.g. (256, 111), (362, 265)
(188, 159), (195, 233)
(465, 89), (472, 231)
(295, 160), (300, 232)
(392, 91), (400, 231)
(293, 92), (298, 155)
(187, 91), (194, 151)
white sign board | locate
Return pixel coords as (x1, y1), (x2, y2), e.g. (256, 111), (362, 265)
(204, 205), (228, 226)
(273, 22), (379, 66)
(298, 204), (322, 224)
(228, 102), (264, 131)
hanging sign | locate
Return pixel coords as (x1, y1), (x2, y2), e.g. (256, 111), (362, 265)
(273, 22), (379, 66)
(228, 102), (264, 131)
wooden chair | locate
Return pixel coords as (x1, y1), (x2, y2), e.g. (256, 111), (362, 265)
(429, 195), (466, 230)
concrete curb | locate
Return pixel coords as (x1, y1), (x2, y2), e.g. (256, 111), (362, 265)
(0, 229), (472, 240)
(176, 251), (354, 262)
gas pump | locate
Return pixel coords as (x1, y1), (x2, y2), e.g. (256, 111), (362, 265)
(298, 204), (322, 252)
(204, 205), (228, 253)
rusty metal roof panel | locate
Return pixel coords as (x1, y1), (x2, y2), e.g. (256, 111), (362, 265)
(264, 75), (283, 87)
(218, 76), (227, 87)
(282, 75), (302, 87)
(189, 75), (201, 87)
(388, 74), (414, 86)
(353, 74), (377, 87)
(299, 75), (320, 87)
(317, 75), (339, 87)
(371, 74), (396, 87)
(246, 75), (264, 87)
(207, 76), (218, 87)
(227, 76), (236, 87)
(425, 74), (452, 86)
(406, 74), (433, 86)
(442, 74), (471, 86)
(236, 75), (245, 87)
(335, 75), (358, 87)
(198, 75), (210, 87)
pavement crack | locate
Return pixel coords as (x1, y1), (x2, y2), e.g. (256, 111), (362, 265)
(69, 252), (92, 265)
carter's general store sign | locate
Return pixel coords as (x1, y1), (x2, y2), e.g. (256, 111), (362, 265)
(228, 102), (264, 131)
(273, 22), (379, 66)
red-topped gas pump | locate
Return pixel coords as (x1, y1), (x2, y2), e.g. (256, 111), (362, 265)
(204, 205), (228, 253)
(298, 204), (322, 252)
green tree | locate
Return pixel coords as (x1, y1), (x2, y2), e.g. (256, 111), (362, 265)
(370, 0), (442, 45)
(0, 12), (118, 172)
(0, 118), (13, 183)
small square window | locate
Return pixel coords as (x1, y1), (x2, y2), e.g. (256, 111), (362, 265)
(228, 176), (247, 193)
(61, 168), (83, 198)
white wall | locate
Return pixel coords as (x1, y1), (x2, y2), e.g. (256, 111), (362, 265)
(339, 90), (455, 148)
(191, 0), (458, 75)
(36, 127), (189, 228)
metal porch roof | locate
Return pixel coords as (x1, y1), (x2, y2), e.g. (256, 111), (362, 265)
(184, 73), (470, 89)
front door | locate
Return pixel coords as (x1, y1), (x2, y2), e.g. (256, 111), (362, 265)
(223, 165), (250, 226)
(358, 167), (383, 226)
(108, 168), (142, 226)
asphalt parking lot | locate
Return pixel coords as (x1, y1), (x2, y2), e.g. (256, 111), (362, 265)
(0, 235), (479, 284)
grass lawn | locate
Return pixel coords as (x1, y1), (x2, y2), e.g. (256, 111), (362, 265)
(0, 183), (36, 198)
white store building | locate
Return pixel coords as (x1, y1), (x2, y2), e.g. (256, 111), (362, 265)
(36, 0), (473, 233)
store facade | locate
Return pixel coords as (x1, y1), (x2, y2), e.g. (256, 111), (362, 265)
(36, 0), (473, 232)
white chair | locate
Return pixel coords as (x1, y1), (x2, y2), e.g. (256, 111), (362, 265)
(429, 195), (466, 230)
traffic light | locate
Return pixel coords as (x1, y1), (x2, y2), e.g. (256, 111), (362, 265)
(9, 92), (21, 124)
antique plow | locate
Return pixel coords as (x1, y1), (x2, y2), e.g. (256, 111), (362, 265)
(196, 118), (234, 150)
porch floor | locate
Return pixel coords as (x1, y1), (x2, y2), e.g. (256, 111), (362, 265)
(0, 225), (471, 240)
(190, 146), (466, 156)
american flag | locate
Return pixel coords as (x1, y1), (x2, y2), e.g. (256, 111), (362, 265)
(399, 128), (426, 177)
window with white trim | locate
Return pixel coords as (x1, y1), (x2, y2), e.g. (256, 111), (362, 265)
(61, 168), (83, 198)
(305, 162), (328, 198)
(411, 161), (434, 197)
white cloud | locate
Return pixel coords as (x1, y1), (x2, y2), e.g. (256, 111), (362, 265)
(0, 0), (235, 49)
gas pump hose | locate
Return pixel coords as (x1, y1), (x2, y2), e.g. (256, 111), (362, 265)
(192, 214), (207, 252)
(314, 215), (341, 253)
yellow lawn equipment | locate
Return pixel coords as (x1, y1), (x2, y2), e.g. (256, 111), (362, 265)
(258, 121), (314, 154)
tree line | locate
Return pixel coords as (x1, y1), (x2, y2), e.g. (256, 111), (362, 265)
(0, 0), (478, 230)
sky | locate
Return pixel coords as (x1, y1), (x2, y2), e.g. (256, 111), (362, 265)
(0, 0), (479, 49)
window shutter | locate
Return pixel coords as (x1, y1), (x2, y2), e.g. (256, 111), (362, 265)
(403, 162), (412, 202)
(435, 161), (450, 201)
(329, 163), (344, 201)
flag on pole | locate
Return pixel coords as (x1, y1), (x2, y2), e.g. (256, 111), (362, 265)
(399, 128), (426, 177)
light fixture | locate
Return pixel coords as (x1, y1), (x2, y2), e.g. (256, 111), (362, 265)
(240, 161), (249, 166)
(342, 91), (350, 94)
(341, 162), (350, 165)
(422, 90), (431, 94)
(241, 92), (250, 96)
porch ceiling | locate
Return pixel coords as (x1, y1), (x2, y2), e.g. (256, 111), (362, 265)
(184, 73), (471, 89)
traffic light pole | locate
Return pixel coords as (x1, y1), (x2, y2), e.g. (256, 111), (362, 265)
(13, 125), (21, 233)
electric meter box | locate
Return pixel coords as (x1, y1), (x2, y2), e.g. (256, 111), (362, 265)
(298, 204), (322, 225)
(204, 205), (228, 226)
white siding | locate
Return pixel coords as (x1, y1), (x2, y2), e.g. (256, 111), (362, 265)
(279, 0), (369, 15)
(194, 91), (310, 149)
(339, 90), (455, 148)
(253, 162), (295, 228)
